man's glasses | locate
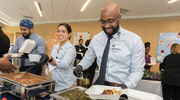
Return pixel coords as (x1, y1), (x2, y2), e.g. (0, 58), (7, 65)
(98, 15), (120, 25)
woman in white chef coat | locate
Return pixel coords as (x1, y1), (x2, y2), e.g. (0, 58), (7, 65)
(46, 23), (76, 91)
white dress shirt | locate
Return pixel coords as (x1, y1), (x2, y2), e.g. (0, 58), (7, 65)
(79, 26), (145, 88)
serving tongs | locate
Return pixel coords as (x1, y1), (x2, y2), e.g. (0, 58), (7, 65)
(77, 72), (83, 80)
(76, 72), (90, 87)
(15, 66), (34, 79)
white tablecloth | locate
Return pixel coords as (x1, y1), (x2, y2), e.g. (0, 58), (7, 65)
(134, 80), (162, 97)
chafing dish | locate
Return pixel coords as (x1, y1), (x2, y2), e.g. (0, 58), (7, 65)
(50, 87), (90, 100)
(0, 72), (56, 100)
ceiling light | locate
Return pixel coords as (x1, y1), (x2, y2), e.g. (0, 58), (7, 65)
(0, 11), (11, 19)
(34, 1), (42, 17)
(81, 0), (91, 11)
(0, 19), (10, 26)
(168, 0), (178, 3)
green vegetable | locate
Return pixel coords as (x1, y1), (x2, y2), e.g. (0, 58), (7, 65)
(3, 81), (11, 86)
(143, 70), (162, 80)
(59, 89), (90, 100)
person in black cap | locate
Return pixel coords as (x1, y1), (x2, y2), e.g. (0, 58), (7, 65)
(8, 19), (46, 75)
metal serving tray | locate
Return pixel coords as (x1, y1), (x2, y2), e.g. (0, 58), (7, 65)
(0, 72), (55, 88)
(0, 72), (56, 100)
(50, 87), (89, 100)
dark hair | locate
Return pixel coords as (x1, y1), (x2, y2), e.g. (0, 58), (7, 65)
(57, 23), (72, 40)
(79, 39), (83, 42)
(171, 43), (180, 54)
(85, 39), (91, 46)
(145, 42), (150, 48)
(0, 26), (4, 34)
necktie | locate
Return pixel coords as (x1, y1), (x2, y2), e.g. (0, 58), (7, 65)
(21, 37), (29, 67)
(95, 35), (112, 85)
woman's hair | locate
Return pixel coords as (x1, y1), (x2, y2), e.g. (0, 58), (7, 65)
(57, 23), (72, 40)
(170, 43), (180, 54)
(0, 26), (5, 34)
(144, 42), (151, 48)
(85, 39), (91, 47)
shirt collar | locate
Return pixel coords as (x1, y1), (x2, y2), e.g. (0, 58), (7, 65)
(55, 41), (70, 50)
(29, 33), (35, 39)
(112, 25), (121, 39)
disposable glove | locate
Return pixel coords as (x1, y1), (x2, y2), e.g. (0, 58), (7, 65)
(73, 65), (83, 77)
(21, 53), (29, 58)
(119, 84), (127, 89)
(36, 54), (49, 66)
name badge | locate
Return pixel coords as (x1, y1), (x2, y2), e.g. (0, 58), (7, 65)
(112, 42), (121, 51)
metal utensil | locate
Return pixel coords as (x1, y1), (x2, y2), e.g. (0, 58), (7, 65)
(17, 66), (34, 78)
(119, 94), (128, 100)
(77, 72), (83, 80)
(25, 66), (34, 73)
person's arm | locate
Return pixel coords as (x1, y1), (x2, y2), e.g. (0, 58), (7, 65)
(8, 39), (20, 53)
(50, 47), (76, 69)
(124, 37), (145, 88)
(0, 35), (10, 54)
(36, 37), (46, 54)
(160, 57), (167, 71)
(73, 39), (96, 77)
(0, 55), (16, 72)
(78, 39), (96, 70)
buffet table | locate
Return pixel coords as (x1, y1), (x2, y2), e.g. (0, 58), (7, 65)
(134, 80), (162, 97)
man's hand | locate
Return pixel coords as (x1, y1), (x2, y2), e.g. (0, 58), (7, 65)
(36, 54), (49, 66)
(73, 65), (83, 77)
(0, 55), (17, 73)
(119, 84), (127, 89)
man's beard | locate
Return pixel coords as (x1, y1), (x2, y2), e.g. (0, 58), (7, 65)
(102, 23), (119, 37)
(22, 31), (31, 39)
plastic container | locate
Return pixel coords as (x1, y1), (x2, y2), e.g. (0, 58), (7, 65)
(4, 53), (21, 70)
(85, 85), (122, 100)
(28, 54), (42, 62)
(12, 57), (21, 69)
(122, 89), (163, 100)
(18, 39), (35, 54)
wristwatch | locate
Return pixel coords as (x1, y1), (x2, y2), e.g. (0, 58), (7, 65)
(48, 56), (53, 62)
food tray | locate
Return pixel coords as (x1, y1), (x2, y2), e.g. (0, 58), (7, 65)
(0, 72), (55, 88)
(85, 85), (122, 100)
(50, 87), (89, 100)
